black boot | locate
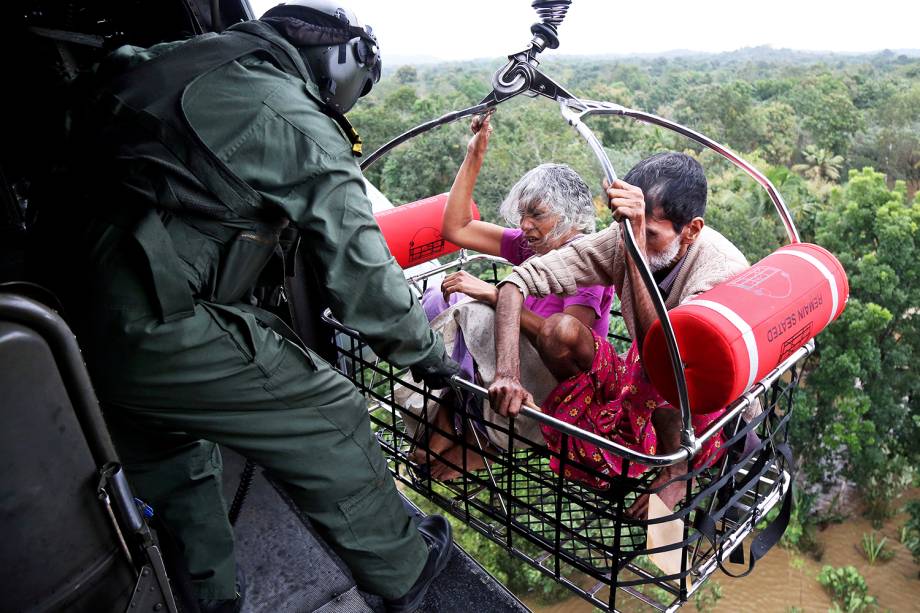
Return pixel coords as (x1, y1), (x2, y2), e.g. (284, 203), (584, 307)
(197, 566), (246, 613)
(384, 515), (453, 613)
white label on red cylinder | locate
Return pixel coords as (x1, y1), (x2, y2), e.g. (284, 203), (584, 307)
(688, 299), (759, 391)
(772, 250), (839, 328)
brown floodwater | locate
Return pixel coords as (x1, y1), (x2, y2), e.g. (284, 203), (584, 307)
(526, 492), (920, 613)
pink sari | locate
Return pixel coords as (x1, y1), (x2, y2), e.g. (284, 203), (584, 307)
(540, 334), (725, 488)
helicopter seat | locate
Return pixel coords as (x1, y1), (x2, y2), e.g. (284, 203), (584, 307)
(0, 289), (176, 612)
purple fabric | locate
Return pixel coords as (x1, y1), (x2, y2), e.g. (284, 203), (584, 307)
(500, 228), (615, 337)
(421, 289), (475, 381)
(421, 287), (487, 435)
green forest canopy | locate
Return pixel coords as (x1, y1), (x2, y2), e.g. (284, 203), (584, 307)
(350, 47), (920, 521)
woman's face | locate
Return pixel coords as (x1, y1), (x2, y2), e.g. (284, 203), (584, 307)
(518, 201), (575, 254)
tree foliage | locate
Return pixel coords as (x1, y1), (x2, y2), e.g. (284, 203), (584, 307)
(348, 48), (920, 586)
(817, 565), (879, 612)
(791, 169), (920, 510)
(793, 145), (844, 182)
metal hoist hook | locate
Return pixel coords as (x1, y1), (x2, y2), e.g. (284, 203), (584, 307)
(361, 0), (576, 171)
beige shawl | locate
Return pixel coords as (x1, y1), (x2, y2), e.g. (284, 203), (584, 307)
(501, 224), (749, 340)
(395, 299), (554, 450)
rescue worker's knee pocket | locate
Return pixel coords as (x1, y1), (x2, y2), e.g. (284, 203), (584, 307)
(335, 473), (411, 564)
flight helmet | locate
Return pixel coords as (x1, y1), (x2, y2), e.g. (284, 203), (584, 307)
(262, 0), (381, 113)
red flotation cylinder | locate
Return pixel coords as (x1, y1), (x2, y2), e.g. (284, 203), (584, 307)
(642, 243), (848, 414)
(374, 193), (479, 268)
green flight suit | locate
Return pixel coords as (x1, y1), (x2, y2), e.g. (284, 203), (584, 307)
(76, 21), (443, 600)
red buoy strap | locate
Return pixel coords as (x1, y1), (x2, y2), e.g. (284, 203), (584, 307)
(770, 250), (839, 328)
(688, 299), (759, 391)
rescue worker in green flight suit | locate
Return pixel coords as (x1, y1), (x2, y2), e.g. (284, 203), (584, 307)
(65, 1), (457, 611)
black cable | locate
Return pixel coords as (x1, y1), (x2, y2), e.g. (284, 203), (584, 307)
(228, 459), (256, 526)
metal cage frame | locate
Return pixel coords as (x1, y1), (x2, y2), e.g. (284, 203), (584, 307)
(321, 255), (811, 612)
(335, 22), (815, 609)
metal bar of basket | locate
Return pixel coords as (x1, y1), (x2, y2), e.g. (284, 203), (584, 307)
(450, 375), (687, 467)
(320, 304), (811, 466)
(466, 416), (509, 515)
(698, 340), (813, 441)
(689, 409), (747, 566)
(559, 100), (695, 452)
(619, 584), (671, 612)
(405, 253), (507, 286)
(557, 99), (801, 245)
(360, 102), (494, 171)
(690, 469), (790, 586)
(447, 340), (812, 467)
(361, 34), (579, 173)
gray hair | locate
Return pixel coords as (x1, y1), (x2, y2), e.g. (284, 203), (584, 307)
(499, 163), (596, 238)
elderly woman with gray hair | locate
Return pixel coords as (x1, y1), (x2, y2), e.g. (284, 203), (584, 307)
(414, 112), (614, 479)
(439, 112), (613, 340)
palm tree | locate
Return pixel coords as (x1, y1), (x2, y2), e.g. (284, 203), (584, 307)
(792, 145), (844, 182)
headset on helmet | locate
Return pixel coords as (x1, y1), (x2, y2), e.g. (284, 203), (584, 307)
(262, 0), (381, 113)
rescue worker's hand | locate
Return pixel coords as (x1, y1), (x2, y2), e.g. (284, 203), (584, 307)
(488, 375), (534, 417)
(467, 111), (494, 159)
(410, 354), (462, 390)
(604, 178), (647, 252)
(441, 271), (499, 306)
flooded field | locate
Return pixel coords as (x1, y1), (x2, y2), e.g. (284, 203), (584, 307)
(716, 508), (919, 612)
(527, 492), (920, 612)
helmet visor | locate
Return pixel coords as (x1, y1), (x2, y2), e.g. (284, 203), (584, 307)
(356, 25), (381, 97)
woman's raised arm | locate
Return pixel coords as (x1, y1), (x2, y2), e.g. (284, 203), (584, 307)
(441, 112), (505, 256)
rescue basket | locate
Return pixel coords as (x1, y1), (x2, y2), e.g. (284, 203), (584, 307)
(344, 9), (837, 606)
(321, 254), (812, 612)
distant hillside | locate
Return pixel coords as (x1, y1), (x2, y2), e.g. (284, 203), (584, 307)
(363, 42), (920, 208)
(383, 45), (920, 72)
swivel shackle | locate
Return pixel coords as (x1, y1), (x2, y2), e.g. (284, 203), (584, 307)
(529, 0), (572, 51)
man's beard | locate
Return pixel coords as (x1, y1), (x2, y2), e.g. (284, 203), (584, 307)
(647, 236), (681, 272)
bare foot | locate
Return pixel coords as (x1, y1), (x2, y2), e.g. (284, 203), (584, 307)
(410, 433), (452, 465)
(410, 408), (457, 465)
(430, 442), (492, 481)
(626, 462), (689, 519)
